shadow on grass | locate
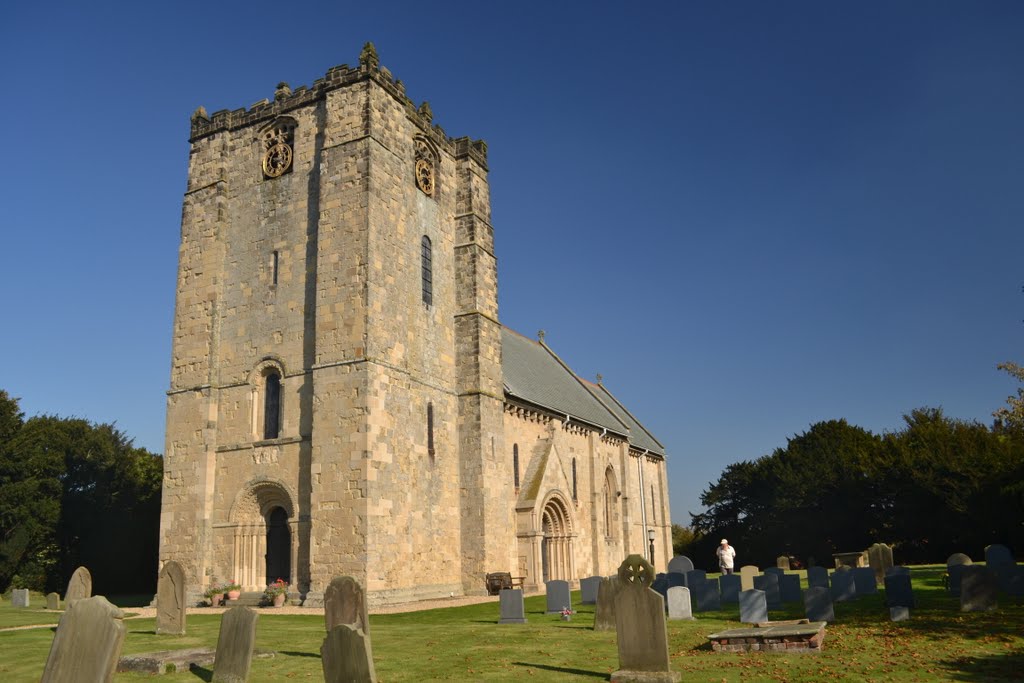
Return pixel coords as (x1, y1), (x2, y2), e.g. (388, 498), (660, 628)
(513, 662), (607, 678)
(188, 663), (213, 682)
(279, 650), (321, 658)
(940, 648), (1024, 681)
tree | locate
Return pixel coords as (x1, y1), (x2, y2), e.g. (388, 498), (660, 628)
(671, 523), (699, 558)
(994, 362), (1024, 431)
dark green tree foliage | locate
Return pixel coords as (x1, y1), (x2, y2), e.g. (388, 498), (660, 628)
(0, 392), (162, 595)
(671, 523), (700, 558)
(691, 412), (1024, 569)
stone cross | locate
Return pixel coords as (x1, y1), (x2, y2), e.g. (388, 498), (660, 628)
(498, 588), (527, 624)
(739, 588), (768, 624)
(11, 588), (29, 607)
(593, 577), (620, 632)
(156, 560), (186, 636)
(580, 576), (602, 605)
(738, 565), (758, 591)
(40, 596), (126, 683)
(803, 586), (834, 623)
(324, 575), (370, 635)
(322, 624), (377, 682)
(64, 566), (92, 607)
(46, 592), (60, 610)
(666, 586), (693, 620)
(611, 554), (681, 683)
(212, 606), (259, 683)
(545, 579), (571, 614)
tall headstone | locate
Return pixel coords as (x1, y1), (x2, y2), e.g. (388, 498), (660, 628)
(46, 592), (60, 610)
(156, 560), (186, 636)
(1005, 566), (1024, 597)
(666, 586), (693, 620)
(611, 555), (681, 683)
(666, 572), (687, 589)
(545, 579), (571, 614)
(763, 567), (785, 578)
(498, 589), (527, 624)
(946, 553), (972, 567)
(739, 589), (768, 624)
(753, 573), (781, 608)
(776, 555), (790, 570)
(11, 588), (29, 607)
(40, 596), (126, 683)
(807, 566), (829, 589)
(985, 544), (1013, 569)
(212, 606), (259, 683)
(718, 574), (741, 603)
(738, 565), (758, 592)
(960, 566), (997, 612)
(691, 578), (721, 612)
(325, 576), (370, 635)
(64, 566), (92, 607)
(594, 577), (620, 632)
(830, 570), (856, 602)
(685, 569), (706, 585)
(885, 566), (910, 577)
(853, 567), (877, 595)
(803, 586), (834, 623)
(867, 543), (893, 584)
(651, 574), (669, 601)
(322, 624), (377, 683)
(666, 556), (694, 575)
(947, 564), (968, 596)
(779, 574), (802, 603)
(580, 576), (602, 605)
(884, 572), (914, 608)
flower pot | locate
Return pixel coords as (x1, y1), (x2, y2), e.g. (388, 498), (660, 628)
(273, 593), (286, 607)
(227, 590), (241, 601)
(561, 614), (571, 621)
(210, 593), (225, 607)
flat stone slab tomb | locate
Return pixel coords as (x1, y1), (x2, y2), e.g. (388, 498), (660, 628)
(707, 620), (827, 653)
(117, 648), (275, 675)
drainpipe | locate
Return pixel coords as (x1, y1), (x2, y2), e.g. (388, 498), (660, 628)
(637, 449), (649, 561)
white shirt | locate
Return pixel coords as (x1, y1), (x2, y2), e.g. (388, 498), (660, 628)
(717, 544), (736, 569)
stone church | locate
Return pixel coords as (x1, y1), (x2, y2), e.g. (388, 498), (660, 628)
(160, 43), (673, 606)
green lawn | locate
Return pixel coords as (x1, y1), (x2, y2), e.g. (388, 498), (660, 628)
(1, 565), (1021, 681)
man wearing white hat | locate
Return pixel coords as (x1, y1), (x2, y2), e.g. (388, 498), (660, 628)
(716, 538), (736, 575)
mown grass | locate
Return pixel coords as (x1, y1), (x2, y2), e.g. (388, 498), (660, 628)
(1, 565), (1021, 681)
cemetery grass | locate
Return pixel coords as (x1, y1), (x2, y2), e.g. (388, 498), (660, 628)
(0, 566), (1020, 681)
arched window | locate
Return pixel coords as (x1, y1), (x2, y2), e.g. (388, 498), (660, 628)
(571, 458), (578, 502)
(427, 402), (435, 460)
(421, 236), (432, 306)
(263, 370), (281, 440)
(513, 444), (520, 490)
(651, 484), (657, 524)
(603, 467), (618, 540)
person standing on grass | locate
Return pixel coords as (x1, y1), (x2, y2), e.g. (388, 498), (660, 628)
(717, 538), (736, 575)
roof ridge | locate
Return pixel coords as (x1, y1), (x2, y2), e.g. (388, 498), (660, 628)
(595, 382), (665, 451)
(535, 337), (631, 435)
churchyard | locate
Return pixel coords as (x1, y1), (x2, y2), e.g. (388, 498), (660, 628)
(1, 563), (1022, 681)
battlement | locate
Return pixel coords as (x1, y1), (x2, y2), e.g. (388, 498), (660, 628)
(188, 43), (487, 168)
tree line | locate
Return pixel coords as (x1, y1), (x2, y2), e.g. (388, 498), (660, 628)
(678, 365), (1024, 571)
(0, 390), (162, 595)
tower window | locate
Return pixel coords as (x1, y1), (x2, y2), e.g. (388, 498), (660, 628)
(421, 236), (432, 306)
(651, 484), (657, 525)
(513, 444), (520, 490)
(572, 457), (578, 502)
(427, 402), (435, 460)
(272, 250), (279, 286)
(263, 371), (281, 440)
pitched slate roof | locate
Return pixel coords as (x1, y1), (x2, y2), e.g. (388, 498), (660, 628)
(501, 327), (666, 457)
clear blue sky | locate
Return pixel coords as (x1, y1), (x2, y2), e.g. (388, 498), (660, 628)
(2, 1), (1022, 524)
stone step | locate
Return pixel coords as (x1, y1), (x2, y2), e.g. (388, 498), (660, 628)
(223, 592), (266, 607)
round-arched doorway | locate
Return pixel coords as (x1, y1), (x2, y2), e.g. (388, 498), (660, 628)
(265, 506), (291, 586)
(541, 496), (573, 582)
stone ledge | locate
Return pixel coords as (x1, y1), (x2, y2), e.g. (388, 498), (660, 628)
(707, 620), (827, 654)
(117, 648), (275, 675)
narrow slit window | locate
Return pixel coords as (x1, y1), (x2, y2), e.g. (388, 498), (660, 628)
(263, 371), (281, 440)
(427, 402), (435, 460)
(272, 250), (279, 286)
(513, 444), (520, 490)
(421, 235), (432, 306)
(572, 457), (578, 502)
(651, 484), (657, 524)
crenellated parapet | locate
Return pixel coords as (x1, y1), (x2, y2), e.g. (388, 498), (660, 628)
(188, 42), (487, 166)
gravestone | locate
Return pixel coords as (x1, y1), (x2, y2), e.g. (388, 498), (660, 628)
(11, 588), (29, 607)
(666, 586), (693, 620)
(779, 574), (802, 603)
(867, 543), (894, 584)
(212, 606), (259, 683)
(830, 569), (856, 602)
(1005, 566), (1024, 597)
(546, 579), (571, 614)
(156, 560), (186, 636)
(666, 556), (694, 575)
(853, 567), (878, 595)
(691, 578), (721, 612)
(611, 555), (681, 682)
(498, 589), (527, 624)
(718, 574), (741, 603)
(322, 624), (377, 683)
(64, 566), (92, 607)
(738, 565), (758, 591)
(46, 592), (59, 610)
(763, 567), (785, 578)
(886, 566), (910, 577)
(807, 566), (829, 589)
(685, 569), (706, 585)
(947, 564), (967, 596)
(776, 555), (790, 570)
(40, 596), (126, 683)
(651, 575), (669, 601)
(739, 589), (768, 624)
(803, 586), (834, 623)
(753, 573), (781, 608)
(325, 575), (370, 634)
(666, 572), (687, 588)
(884, 573), (914, 608)
(985, 544), (1013, 569)
(594, 577), (620, 632)
(890, 606), (910, 622)
(946, 552), (972, 567)
(580, 576), (602, 605)
(960, 566), (997, 612)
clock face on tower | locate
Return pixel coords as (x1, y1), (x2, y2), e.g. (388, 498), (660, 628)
(262, 142), (293, 178)
(415, 158), (435, 196)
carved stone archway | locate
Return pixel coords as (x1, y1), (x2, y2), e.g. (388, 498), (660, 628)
(228, 479), (297, 591)
(540, 494), (575, 583)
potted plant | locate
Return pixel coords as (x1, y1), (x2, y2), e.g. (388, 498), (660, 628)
(264, 578), (288, 607)
(560, 606), (574, 622)
(225, 581), (242, 601)
(204, 580), (225, 607)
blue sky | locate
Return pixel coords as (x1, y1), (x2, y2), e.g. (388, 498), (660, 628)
(2, 1), (1021, 523)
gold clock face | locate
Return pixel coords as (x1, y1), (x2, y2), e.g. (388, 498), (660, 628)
(416, 158), (435, 196)
(263, 143), (293, 178)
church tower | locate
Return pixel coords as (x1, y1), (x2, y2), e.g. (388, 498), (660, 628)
(160, 43), (510, 605)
